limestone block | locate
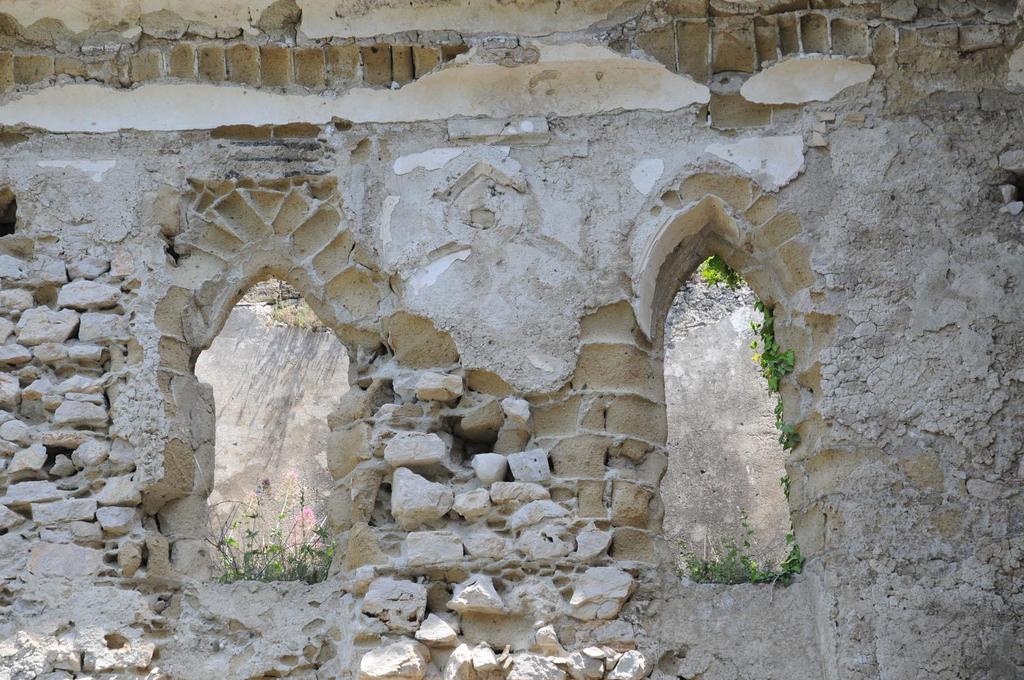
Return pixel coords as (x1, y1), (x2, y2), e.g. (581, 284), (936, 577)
(607, 651), (647, 680)
(0, 419), (26, 443)
(471, 453), (508, 485)
(534, 625), (567, 657)
(575, 523), (612, 561)
(294, 47), (326, 87)
(415, 613), (459, 647)
(16, 307), (78, 346)
(53, 400), (108, 428)
(13, 55), (54, 84)
(361, 44), (393, 86)
(49, 454), (75, 477)
(611, 482), (653, 528)
(67, 343), (105, 363)
(362, 577), (428, 633)
(0, 344), (30, 365)
(453, 488), (491, 520)
(57, 280), (120, 310)
(86, 638), (157, 672)
(708, 93), (771, 129)
(456, 398), (504, 442)
(96, 475), (141, 506)
(404, 530), (463, 566)
(260, 45), (293, 87)
(327, 422), (372, 479)
(0, 289), (33, 310)
(567, 652), (603, 679)
(78, 313), (129, 343)
(343, 522), (388, 570)
(412, 47), (441, 78)
(359, 639), (430, 680)
(508, 500), (568, 531)
(31, 344), (66, 364)
(448, 574), (505, 615)
(508, 449), (550, 482)
(638, 25), (677, 72)
(8, 444), (46, 477)
(610, 528), (655, 562)
(0, 318), (13, 344)
(130, 50), (163, 81)
(96, 506), (136, 535)
(500, 397), (531, 425)
(0, 505), (22, 530)
(568, 567), (634, 620)
(2, 481), (62, 506)
(495, 426), (532, 453)
(712, 20), (755, 73)
(490, 481), (550, 505)
(168, 44), (195, 78)
(443, 643), (474, 680)
(31, 499), (97, 524)
(570, 343), (656, 397)
(384, 431), (448, 468)
(0, 373), (20, 409)
(463, 528), (507, 558)
(472, 643), (499, 671)
(28, 542), (102, 578)
(516, 526), (573, 560)
(391, 467), (454, 529)
(326, 44), (360, 81)
(72, 439), (110, 467)
(508, 654), (566, 680)
(226, 44), (260, 84)
(531, 396), (581, 438)
(118, 540), (143, 577)
(383, 312), (459, 369)
(550, 436), (608, 478)
(415, 372), (463, 401)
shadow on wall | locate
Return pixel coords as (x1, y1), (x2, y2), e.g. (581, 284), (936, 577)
(661, 273), (789, 567)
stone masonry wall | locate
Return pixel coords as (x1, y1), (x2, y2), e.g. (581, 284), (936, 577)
(0, 1), (1022, 679)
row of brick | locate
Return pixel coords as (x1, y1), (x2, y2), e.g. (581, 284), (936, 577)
(0, 42), (469, 92)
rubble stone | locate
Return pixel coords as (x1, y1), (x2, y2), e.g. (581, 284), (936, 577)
(391, 467), (454, 529)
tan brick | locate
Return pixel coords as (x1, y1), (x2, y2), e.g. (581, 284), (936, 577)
(54, 56), (86, 78)
(676, 20), (710, 80)
(272, 122), (321, 138)
(611, 481), (652, 528)
(666, 0), (708, 16)
(0, 52), (12, 91)
(361, 44), (392, 86)
(326, 43), (361, 81)
(680, 172), (754, 210)
(412, 46), (441, 77)
(210, 124), (273, 140)
(754, 16), (779, 65)
(800, 13), (828, 53)
(712, 20), (755, 73)
(610, 527), (655, 561)
(604, 395), (667, 442)
(465, 369), (512, 397)
(532, 395), (581, 438)
(13, 55), (54, 84)
(130, 50), (163, 82)
(638, 25), (677, 72)
(755, 211), (801, 250)
(326, 422), (371, 480)
(578, 480), (607, 518)
(226, 44), (260, 84)
(708, 92), (772, 129)
(391, 45), (414, 85)
(777, 14), (800, 55)
(580, 301), (640, 345)
(260, 45), (293, 87)
(294, 47), (326, 88)
(831, 18), (869, 56)
(550, 435), (610, 478)
(570, 343), (657, 396)
(744, 194), (778, 226)
(777, 239), (815, 292)
(198, 45), (226, 81)
(168, 44), (196, 79)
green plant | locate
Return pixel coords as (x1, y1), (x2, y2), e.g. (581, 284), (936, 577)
(682, 511), (804, 585)
(209, 472), (335, 584)
(270, 300), (324, 331)
(697, 254), (745, 289)
(750, 299), (801, 451)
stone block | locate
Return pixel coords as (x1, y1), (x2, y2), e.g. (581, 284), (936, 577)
(391, 467), (453, 529)
(507, 499), (568, 530)
(227, 44), (260, 84)
(361, 44), (393, 86)
(415, 372), (463, 401)
(415, 613), (459, 647)
(610, 527), (655, 561)
(680, 172), (755, 208)
(517, 525), (573, 560)
(13, 55), (54, 84)
(777, 239), (815, 292)
(8, 444), (45, 477)
(28, 542), (102, 577)
(326, 43), (361, 81)
(57, 280), (120, 309)
(456, 397), (504, 442)
(755, 211), (801, 249)
(359, 640), (430, 680)
(490, 481), (549, 505)
(568, 566), (633, 620)
(0, 52), (12, 90)
(168, 44), (195, 79)
(362, 577), (427, 633)
(16, 307), (79, 346)
(550, 435), (609, 478)
(800, 13), (828, 53)
(831, 18), (869, 56)
(453, 488), (491, 520)
(531, 396), (581, 437)
(31, 498), (97, 524)
(712, 21), (755, 73)
(709, 92), (772, 128)
(611, 481), (652, 528)
(471, 453), (508, 484)
(343, 522), (387, 570)
(260, 45), (293, 87)
(384, 312), (460, 369)
(404, 530), (464, 565)
(294, 47), (326, 87)
(604, 395), (667, 442)
(412, 46), (441, 77)
(130, 50), (163, 81)
(578, 479), (606, 517)
(391, 45), (414, 85)
(666, 0), (708, 16)
(753, 17), (778, 65)
(0, 373), (19, 410)
(96, 475), (141, 506)
(96, 505), (135, 535)
(638, 25), (677, 72)
(0, 344), (30, 365)
(507, 449), (550, 482)
(571, 343), (656, 396)
(448, 574), (504, 614)
(383, 431), (448, 468)
(2, 480), (62, 506)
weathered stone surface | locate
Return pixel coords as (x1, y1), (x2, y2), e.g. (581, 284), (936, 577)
(507, 654), (566, 680)
(53, 400), (108, 427)
(490, 481), (549, 505)
(508, 500), (568, 530)
(362, 577), (428, 633)
(569, 567), (634, 620)
(96, 505), (136, 534)
(95, 475), (141, 506)
(471, 453), (508, 484)
(0, 374), (21, 409)
(415, 372), (463, 401)
(415, 613), (459, 647)
(28, 542), (103, 577)
(358, 639), (430, 680)
(15, 307), (78, 346)
(448, 574), (505, 614)
(57, 280), (120, 309)
(507, 449), (550, 482)
(31, 498), (97, 524)
(391, 467), (454, 528)
(404, 529), (463, 565)
(384, 431), (448, 468)
(453, 488), (491, 520)
(2, 481), (62, 506)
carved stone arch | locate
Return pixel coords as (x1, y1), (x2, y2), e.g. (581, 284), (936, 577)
(627, 172), (837, 562)
(141, 176), (391, 578)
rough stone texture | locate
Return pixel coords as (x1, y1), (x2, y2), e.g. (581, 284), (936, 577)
(0, 3), (1020, 679)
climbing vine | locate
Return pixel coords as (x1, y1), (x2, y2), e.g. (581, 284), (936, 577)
(750, 299), (801, 451)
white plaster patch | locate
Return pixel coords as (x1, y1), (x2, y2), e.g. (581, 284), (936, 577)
(0, 46), (709, 132)
(393, 148), (466, 175)
(407, 249), (472, 294)
(704, 135), (804, 191)
(379, 195), (400, 252)
(740, 57), (875, 104)
(630, 159), (664, 195)
(37, 160), (116, 182)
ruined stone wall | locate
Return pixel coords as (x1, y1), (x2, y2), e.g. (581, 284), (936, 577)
(0, 1), (1021, 679)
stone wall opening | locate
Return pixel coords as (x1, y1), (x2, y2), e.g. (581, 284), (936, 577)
(661, 271), (790, 571)
(0, 187), (16, 236)
(197, 277), (350, 582)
